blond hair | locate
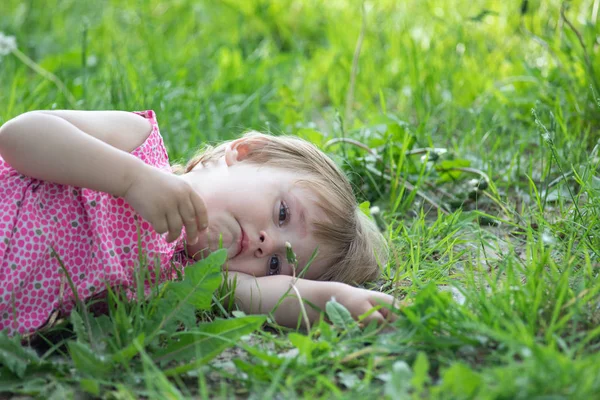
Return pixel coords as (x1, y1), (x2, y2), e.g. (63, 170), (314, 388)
(174, 131), (388, 284)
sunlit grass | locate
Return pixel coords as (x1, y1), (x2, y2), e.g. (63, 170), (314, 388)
(1, 0), (599, 398)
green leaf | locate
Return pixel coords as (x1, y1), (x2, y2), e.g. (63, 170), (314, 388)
(543, 185), (572, 202)
(435, 159), (471, 182)
(386, 123), (416, 149)
(385, 361), (413, 400)
(79, 378), (100, 396)
(591, 175), (600, 190)
(68, 341), (113, 377)
(89, 314), (112, 341)
(234, 359), (272, 381)
(38, 50), (80, 72)
(111, 333), (146, 363)
(157, 315), (266, 376)
(240, 341), (286, 366)
(326, 298), (358, 335)
(47, 381), (76, 400)
(288, 332), (313, 362)
(147, 250), (226, 334)
(337, 371), (361, 389)
(0, 332), (40, 378)
(150, 295), (196, 333)
(288, 333), (331, 364)
(70, 310), (88, 344)
(358, 201), (371, 217)
(411, 352), (430, 394)
(0, 364), (61, 393)
(168, 249), (225, 309)
(439, 363), (482, 397)
(296, 128), (325, 146)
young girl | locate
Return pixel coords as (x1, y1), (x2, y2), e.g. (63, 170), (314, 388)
(0, 110), (395, 336)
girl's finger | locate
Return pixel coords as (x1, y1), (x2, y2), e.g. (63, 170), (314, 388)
(189, 191), (208, 231)
(371, 292), (396, 307)
(370, 293), (399, 322)
(166, 212), (183, 243)
(364, 310), (386, 325)
(179, 199), (198, 245)
(377, 303), (398, 322)
(153, 217), (169, 235)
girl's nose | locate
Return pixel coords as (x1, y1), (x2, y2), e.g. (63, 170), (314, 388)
(254, 230), (275, 257)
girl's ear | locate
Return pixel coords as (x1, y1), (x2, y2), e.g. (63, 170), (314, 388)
(224, 142), (240, 166)
(224, 138), (247, 166)
(224, 135), (268, 166)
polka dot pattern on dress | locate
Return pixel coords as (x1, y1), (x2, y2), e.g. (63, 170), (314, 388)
(0, 110), (193, 336)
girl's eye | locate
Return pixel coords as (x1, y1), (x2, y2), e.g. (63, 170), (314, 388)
(278, 202), (289, 226)
(268, 256), (281, 276)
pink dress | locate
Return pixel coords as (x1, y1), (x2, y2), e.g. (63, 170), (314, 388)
(0, 110), (193, 336)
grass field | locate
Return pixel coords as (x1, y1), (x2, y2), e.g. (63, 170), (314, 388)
(1, 0), (600, 398)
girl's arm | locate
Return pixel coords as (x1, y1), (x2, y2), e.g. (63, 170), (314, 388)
(0, 110), (207, 243)
(0, 110), (151, 196)
(231, 273), (396, 328)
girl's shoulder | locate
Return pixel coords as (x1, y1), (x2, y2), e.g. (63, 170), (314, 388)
(132, 110), (158, 128)
(130, 110), (171, 171)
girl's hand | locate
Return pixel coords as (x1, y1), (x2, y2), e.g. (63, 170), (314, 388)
(122, 164), (208, 244)
(332, 284), (398, 325)
(231, 275), (399, 328)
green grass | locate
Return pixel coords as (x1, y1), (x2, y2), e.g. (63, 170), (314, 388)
(1, 0), (599, 398)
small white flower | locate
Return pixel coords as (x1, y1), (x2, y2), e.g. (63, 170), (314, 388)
(542, 230), (556, 245)
(442, 90), (452, 102)
(285, 241), (297, 265)
(0, 32), (17, 56)
(401, 85), (412, 98)
(369, 206), (380, 216)
(420, 154), (436, 171)
(86, 54), (98, 67)
(541, 132), (552, 143)
(278, 348), (300, 359)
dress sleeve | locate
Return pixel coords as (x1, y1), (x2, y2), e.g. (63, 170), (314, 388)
(130, 110), (171, 172)
(0, 155), (18, 179)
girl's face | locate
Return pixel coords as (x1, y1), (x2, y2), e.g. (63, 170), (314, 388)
(182, 149), (329, 279)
